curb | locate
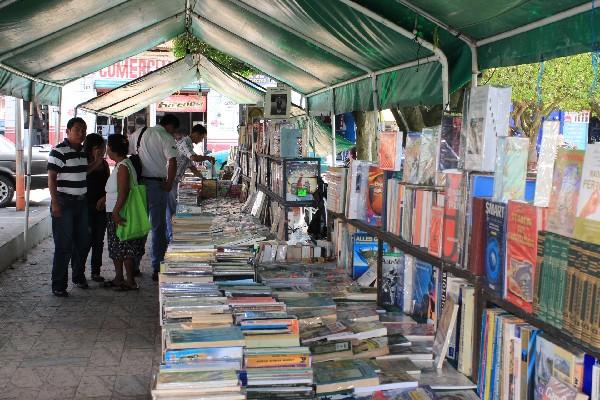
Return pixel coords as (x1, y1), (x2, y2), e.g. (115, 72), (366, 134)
(0, 213), (52, 273)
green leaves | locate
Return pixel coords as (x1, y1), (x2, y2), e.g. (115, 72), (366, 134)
(172, 34), (259, 78)
(481, 53), (599, 111)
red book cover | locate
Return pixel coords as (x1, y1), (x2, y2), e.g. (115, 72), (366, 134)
(366, 166), (384, 226)
(442, 172), (464, 263)
(505, 200), (545, 313)
(468, 197), (487, 276)
(413, 190), (424, 247)
(428, 206), (444, 257)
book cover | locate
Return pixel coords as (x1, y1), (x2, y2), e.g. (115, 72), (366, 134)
(352, 232), (379, 279)
(419, 127), (439, 186)
(542, 376), (589, 400)
(574, 143), (600, 245)
(285, 160), (319, 202)
(546, 149), (585, 237)
(506, 201), (545, 313)
(494, 136), (529, 203)
(428, 206), (444, 257)
(464, 85), (512, 172)
(468, 197), (487, 276)
(381, 252), (404, 307)
(484, 200), (507, 296)
(403, 132), (421, 184)
(535, 335), (585, 400)
(563, 111), (590, 150)
(279, 126), (302, 157)
(313, 359), (379, 394)
(347, 160), (370, 220)
(439, 115), (462, 172)
(443, 171), (464, 264)
(535, 121), (561, 207)
(366, 166), (384, 226)
(412, 261), (433, 322)
(379, 129), (403, 171)
(432, 296), (460, 369)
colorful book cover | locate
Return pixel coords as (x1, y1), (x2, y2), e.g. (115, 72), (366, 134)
(412, 190), (424, 247)
(443, 171), (464, 263)
(546, 149), (585, 237)
(464, 85), (512, 172)
(494, 136), (529, 203)
(535, 335), (585, 400)
(562, 111), (590, 150)
(403, 132), (421, 184)
(381, 252), (404, 307)
(506, 201), (546, 313)
(164, 347), (244, 363)
(574, 143), (600, 245)
(352, 232), (379, 279)
(366, 166), (384, 226)
(432, 296), (460, 369)
(439, 115), (462, 171)
(535, 121), (561, 207)
(484, 200), (507, 296)
(285, 160), (319, 202)
(468, 197), (487, 276)
(428, 206), (444, 257)
(379, 129), (403, 171)
(411, 261), (433, 323)
(418, 127), (439, 186)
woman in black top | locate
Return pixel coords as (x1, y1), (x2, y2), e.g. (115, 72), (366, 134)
(84, 134), (110, 282)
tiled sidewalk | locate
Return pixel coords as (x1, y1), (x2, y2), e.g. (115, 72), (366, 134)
(0, 238), (160, 399)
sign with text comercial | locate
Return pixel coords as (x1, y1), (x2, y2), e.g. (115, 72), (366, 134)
(157, 95), (207, 113)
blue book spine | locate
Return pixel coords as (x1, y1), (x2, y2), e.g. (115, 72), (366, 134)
(484, 200), (507, 296)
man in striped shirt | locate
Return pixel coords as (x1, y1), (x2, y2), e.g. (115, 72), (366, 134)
(47, 117), (89, 297)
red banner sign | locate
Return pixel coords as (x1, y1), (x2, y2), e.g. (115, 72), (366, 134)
(157, 95), (207, 113)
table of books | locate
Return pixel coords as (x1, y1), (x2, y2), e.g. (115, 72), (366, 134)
(153, 188), (478, 399)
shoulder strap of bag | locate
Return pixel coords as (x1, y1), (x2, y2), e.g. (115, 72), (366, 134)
(120, 159), (139, 187)
(136, 127), (147, 153)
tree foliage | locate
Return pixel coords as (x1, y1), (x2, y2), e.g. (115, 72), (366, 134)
(172, 34), (259, 77)
(481, 53), (599, 111)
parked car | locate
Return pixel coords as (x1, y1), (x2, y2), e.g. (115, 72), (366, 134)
(0, 135), (51, 207)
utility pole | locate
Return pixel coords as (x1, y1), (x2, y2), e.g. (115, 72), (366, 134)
(15, 98), (24, 211)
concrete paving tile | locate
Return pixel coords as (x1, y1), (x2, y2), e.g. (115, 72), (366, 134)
(36, 386), (77, 400)
(0, 384), (40, 399)
(123, 332), (154, 350)
(76, 375), (116, 398)
(21, 356), (89, 368)
(9, 367), (45, 388)
(96, 329), (127, 343)
(102, 317), (131, 330)
(88, 347), (122, 367)
(113, 375), (150, 397)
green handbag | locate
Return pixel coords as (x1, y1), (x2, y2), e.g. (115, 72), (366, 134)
(116, 159), (151, 241)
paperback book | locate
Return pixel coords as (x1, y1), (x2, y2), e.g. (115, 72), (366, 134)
(484, 200), (507, 296)
(574, 143), (600, 245)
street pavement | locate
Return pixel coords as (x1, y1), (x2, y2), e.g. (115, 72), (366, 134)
(0, 189), (51, 248)
(0, 215), (160, 399)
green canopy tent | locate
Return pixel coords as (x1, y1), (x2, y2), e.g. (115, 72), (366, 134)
(1, 0), (599, 257)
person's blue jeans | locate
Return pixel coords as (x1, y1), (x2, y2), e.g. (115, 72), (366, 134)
(166, 183), (178, 243)
(51, 194), (89, 291)
(145, 180), (169, 272)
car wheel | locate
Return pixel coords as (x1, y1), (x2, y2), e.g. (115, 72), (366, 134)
(0, 175), (14, 208)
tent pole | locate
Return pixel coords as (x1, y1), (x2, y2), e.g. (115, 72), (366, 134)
(23, 82), (35, 260)
(57, 87), (63, 144)
(306, 56), (439, 98)
(339, 0), (449, 108)
(477, 1), (595, 46)
(330, 90), (336, 167)
(15, 98), (25, 211)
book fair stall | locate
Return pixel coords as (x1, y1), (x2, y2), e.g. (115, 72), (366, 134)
(1, 1), (600, 399)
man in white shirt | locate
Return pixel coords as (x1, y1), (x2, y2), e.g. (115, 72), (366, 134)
(129, 114), (179, 281)
(166, 124), (215, 241)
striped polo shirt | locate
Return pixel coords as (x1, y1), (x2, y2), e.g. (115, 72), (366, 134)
(47, 139), (87, 196)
